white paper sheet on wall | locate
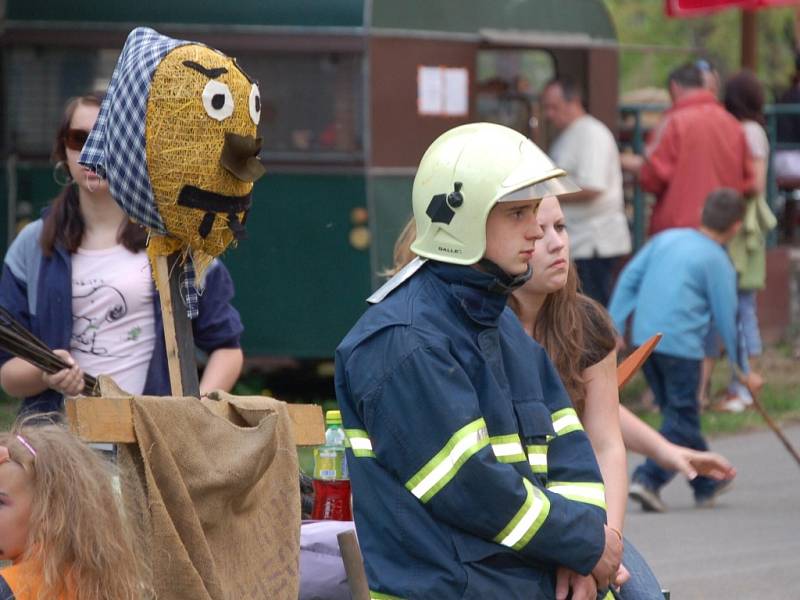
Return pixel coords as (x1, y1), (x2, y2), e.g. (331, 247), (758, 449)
(443, 68), (468, 116)
(417, 66), (468, 116)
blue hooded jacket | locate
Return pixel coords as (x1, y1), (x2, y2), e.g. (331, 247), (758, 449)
(335, 261), (607, 599)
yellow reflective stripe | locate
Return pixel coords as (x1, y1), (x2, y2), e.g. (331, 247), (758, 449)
(526, 444), (548, 473)
(494, 478), (551, 551)
(405, 419), (489, 503)
(370, 592), (404, 600)
(547, 481), (607, 509)
(601, 592), (615, 600)
(551, 407), (583, 435)
(344, 429), (376, 458)
(490, 434), (526, 463)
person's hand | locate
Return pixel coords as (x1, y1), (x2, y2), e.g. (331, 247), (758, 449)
(672, 446), (736, 481)
(42, 350), (84, 397)
(742, 371), (764, 396)
(591, 525), (623, 590)
(614, 563), (631, 588)
(620, 152), (644, 174)
(555, 567), (598, 600)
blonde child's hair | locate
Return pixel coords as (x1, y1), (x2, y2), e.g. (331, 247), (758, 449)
(1, 414), (150, 600)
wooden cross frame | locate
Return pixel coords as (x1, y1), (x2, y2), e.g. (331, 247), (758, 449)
(66, 251), (325, 447)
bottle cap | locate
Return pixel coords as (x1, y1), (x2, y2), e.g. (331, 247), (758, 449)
(325, 410), (342, 425)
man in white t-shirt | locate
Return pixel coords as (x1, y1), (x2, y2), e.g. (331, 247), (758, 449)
(541, 77), (631, 306)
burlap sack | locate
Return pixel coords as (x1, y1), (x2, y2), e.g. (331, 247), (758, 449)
(107, 380), (299, 600)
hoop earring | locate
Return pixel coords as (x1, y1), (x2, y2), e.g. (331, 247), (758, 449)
(52, 161), (74, 187)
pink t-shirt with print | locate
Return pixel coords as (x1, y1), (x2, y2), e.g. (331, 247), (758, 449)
(70, 245), (156, 394)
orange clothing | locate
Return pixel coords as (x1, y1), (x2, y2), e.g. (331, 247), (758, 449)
(0, 561), (75, 599)
(640, 90), (753, 235)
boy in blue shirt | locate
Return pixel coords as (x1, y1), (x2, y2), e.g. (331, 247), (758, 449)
(609, 188), (763, 511)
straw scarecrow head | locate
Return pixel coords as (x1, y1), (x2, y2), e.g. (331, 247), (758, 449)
(80, 27), (264, 316)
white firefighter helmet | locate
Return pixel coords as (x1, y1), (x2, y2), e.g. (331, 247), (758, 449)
(410, 122), (578, 265)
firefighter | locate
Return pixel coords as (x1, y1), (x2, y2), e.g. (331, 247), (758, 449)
(335, 123), (622, 599)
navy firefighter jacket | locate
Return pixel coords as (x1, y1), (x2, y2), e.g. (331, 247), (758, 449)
(335, 261), (608, 600)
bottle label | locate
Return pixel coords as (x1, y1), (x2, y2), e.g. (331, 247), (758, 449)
(313, 447), (346, 480)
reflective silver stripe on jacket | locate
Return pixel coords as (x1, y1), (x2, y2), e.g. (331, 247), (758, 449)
(405, 418), (489, 503)
(551, 407), (583, 436)
(344, 429), (376, 458)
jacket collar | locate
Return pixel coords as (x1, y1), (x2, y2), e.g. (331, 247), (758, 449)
(427, 261), (528, 326)
(674, 89), (719, 111)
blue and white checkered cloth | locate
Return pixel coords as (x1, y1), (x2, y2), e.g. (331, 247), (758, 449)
(80, 27), (188, 234)
(80, 27), (206, 318)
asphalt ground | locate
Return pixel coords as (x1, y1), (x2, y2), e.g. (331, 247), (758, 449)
(623, 424), (800, 599)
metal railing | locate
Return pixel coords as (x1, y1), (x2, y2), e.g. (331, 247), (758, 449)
(618, 102), (800, 250)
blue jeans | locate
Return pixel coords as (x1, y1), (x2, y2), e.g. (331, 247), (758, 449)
(575, 256), (620, 308)
(618, 538), (663, 600)
(633, 352), (716, 498)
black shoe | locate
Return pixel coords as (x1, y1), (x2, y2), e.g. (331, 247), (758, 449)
(629, 480), (666, 513)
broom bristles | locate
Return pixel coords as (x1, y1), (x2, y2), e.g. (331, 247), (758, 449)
(0, 309), (98, 396)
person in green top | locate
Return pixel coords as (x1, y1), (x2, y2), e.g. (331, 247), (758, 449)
(701, 70), (777, 412)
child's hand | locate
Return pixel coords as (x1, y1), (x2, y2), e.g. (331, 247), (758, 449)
(43, 350), (84, 396)
(743, 371), (763, 395)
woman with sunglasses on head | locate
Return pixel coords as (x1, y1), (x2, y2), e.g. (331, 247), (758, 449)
(0, 92), (244, 414)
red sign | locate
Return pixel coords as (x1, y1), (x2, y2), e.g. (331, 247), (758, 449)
(667, 0), (799, 17)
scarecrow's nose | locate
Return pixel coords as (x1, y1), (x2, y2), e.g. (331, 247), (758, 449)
(221, 133), (266, 182)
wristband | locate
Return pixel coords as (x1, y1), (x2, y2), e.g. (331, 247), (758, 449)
(609, 526), (623, 542)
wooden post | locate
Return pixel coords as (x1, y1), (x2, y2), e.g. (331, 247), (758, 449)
(741, 9), (758, 71)
(153, 252), (200, 397)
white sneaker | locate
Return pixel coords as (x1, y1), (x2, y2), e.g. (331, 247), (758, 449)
(729, 381), (753, 405)
(718, 396), (749, 413)
(629, 480), (667, 513)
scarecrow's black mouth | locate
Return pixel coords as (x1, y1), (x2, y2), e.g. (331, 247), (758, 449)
(177, 185), (252, 240)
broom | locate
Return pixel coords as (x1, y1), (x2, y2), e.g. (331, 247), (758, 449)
(0, 306), (97, 396)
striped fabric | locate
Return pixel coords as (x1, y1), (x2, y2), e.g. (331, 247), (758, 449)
(370, 591), (404, 600)
(493, 478), (550, 551)
(551, 407), (583, 436)
(526, 444), (548, 474)
(405, 418), (489, 503)
(547, 481), (607, 510)
(344, 429), (376, 458)
(490, 434), (526, 463)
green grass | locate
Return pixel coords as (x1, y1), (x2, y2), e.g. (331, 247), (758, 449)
(621, 346), (800, 437)
(0, 394), (21, 430)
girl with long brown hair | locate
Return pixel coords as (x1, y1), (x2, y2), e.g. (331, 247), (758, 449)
(0, 416), (149, 599)
(0, 93), (245, 413)
(510, 196), (737, 598)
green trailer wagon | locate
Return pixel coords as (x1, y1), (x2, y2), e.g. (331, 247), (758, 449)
(1, 0), (618, 370)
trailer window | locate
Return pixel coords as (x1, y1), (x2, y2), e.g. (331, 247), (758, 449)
(236, 52), (363, 163)
(2, 47), (119, 158)
(475, 49), (555, 143)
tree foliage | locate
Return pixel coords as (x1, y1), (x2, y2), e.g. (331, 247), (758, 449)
(604, 1), (797, 98)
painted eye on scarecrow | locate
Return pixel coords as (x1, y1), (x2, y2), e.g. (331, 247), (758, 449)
(249, 84), (261, 125)
(202, 80), (234, 121)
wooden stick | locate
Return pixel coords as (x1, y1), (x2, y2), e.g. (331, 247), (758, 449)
(153, 253), (200, 397)
(617, 333), (662, 389)
(337, 530), (370, 600)
(737, 371), (800, 468)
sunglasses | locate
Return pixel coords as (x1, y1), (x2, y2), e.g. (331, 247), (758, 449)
(63, 128), (90, 151)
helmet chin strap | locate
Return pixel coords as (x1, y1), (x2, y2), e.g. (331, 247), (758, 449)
(476, 259), (532, 294)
